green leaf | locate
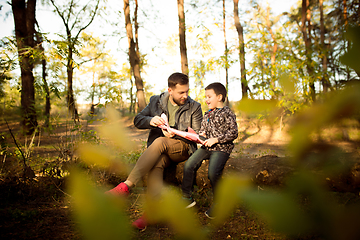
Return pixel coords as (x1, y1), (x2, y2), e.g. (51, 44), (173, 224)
(144, 188), (207, 240)
(236, 98), (278, 114)
(97, 106), (136, 152)
(340, 26), (360, 73)
(69, 169), (130, 240)
(213, 174), (251, 226)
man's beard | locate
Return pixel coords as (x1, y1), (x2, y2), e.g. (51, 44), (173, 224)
(173, 97), (186, 106)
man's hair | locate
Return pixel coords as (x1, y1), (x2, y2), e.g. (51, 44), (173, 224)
(168, 72), (189, 88)
(205, 82), (227, 102)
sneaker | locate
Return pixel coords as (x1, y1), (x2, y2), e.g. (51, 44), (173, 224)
(182, 196), (196, 208)
(205, 206), (215, 219)
(105, 182), (130, 196)
(132, 215), (147, 231)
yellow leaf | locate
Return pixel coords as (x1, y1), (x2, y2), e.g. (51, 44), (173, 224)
(213, 174), (252, 226)
(77, 143), (113, 167)
(69, 169), (130, 240)
(97, 106), (136, 152)
(144, 189), (206, 240)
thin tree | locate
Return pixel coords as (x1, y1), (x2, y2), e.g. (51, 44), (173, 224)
(233, 0), (248, 99)
(265, 4), (278, 93)
(177, 0), (189, 74)
(222, 0), (229, 106)
(301, 0), (315, 101)
(11, 0), (38, 134)
(123, 0), (146, 112)
(320, 0), (330, 92)
(36, 31), (51, 127)
(50, 0), (100, 119)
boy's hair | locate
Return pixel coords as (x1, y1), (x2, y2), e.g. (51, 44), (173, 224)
(205, 82), (227, 102)
(168, 72), (189, 88)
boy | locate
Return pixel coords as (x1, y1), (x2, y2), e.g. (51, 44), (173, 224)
(181, 82), (238, 219)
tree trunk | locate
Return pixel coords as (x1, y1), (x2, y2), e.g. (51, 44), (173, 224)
(12, 0), (38, 135)
(223, 0), (229, 106)
(343, 0), (351, 81)
(35, 30), (51, 127)
(129, 76), (135, 113)
(320, 0), (330, 93)
(233, 0), (248, 99)
(123, 0), (146, 112)
(135, 0), (139, 54)
(42, 54), (50, 127)
(50, 0), (100, 120)
(177, 0), (189, 74)
(66, 45), (78, 120)
(301, 0), (315, 101)
(306, 1), (315, 101)
(265, 5), (278, 98)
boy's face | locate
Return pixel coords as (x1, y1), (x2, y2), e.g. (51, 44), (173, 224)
(168, 83), (189, 106)
(205, 89), (222, 110)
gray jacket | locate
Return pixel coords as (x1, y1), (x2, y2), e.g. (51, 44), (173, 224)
(134, 92), (203, 154)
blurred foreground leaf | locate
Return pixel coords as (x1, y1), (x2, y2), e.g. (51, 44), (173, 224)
(144, 188), (207, 240)
(279, 74), (297, 94)
(98, 106), (136, 152)
(236, 98), (278, 114)
(340, 26), (360, 74)
(213, 174), (251, 226)
(77, 143), (130, 174)
(69, 169), (130, 240)
(242, 172), (339, 237)
(289, 84), (360, 161)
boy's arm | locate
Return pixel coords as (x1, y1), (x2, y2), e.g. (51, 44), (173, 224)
(216, 111), (238, 144)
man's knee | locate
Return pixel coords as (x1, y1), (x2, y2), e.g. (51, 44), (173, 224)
(151, 137), (167, 147)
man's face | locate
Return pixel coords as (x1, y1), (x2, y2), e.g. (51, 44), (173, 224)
(168, 83), (189, 106)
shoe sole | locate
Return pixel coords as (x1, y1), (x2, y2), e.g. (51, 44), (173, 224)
(185, 201), (196, 209)
(205, 211), (215, 219)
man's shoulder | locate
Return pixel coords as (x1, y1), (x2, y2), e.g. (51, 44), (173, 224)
(148, 92), (166, 105)
(186, 96), (201, 107)
(149, 94), (161, 101)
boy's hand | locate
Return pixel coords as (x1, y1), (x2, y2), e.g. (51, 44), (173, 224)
(204, 138), (218, 147)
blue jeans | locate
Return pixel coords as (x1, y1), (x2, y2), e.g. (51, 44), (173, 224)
(182, 146), (230, 198)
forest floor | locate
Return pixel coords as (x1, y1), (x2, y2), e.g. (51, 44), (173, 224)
(1, 115), (360, 239)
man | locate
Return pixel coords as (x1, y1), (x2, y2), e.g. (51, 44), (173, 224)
(106, 72), (203, 230)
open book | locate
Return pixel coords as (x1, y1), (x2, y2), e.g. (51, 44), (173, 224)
(157, 113), (205, 145)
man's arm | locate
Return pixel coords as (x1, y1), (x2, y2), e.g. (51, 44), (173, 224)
(133, 96), (158, 129)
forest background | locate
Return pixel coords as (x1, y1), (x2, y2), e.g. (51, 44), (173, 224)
(1, 0), (360, 239)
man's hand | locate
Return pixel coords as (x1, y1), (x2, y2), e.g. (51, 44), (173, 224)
(162, 129), (175, 138)
(204, 138), (218, 147)
(150, 116), (165, 127)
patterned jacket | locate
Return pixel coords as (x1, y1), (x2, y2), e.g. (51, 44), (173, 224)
(200, 106), (238, 154)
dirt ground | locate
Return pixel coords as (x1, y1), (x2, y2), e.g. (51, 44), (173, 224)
(1, 116), (360, 239)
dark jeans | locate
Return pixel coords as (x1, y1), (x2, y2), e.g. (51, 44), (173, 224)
(182, 146), (230, 198)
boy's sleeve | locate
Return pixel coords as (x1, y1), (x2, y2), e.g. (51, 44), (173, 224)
(217, 111), (238, 144)
(198, 117), (206, 136)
